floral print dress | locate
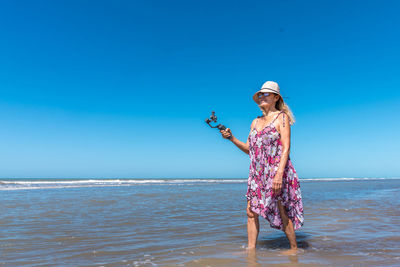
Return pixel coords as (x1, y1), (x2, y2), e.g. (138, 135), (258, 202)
(245, 111), (304, 230)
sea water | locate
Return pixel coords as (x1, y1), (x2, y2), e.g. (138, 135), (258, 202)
(1, 178), (399, 266)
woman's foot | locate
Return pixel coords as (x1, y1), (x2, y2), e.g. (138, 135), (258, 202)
(280, 248), (298, 255)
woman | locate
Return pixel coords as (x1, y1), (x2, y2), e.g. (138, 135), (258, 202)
(220, 81), (304, 254)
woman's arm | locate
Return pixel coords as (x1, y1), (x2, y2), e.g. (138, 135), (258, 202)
(272, 113), (291, 194)
(220, 119), (257, 155)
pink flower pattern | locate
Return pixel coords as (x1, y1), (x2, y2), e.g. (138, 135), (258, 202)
(245, 112), (304, 231)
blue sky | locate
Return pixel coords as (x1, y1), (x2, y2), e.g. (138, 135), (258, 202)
(0, 0), (399, 178)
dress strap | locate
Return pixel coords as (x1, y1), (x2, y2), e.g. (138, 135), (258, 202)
(251, 116), (261, 130)
(271, 111), (286, 126)
(252, 117), (260, 130)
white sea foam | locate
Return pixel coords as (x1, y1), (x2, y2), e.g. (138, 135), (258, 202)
(0, 177), (398, 190)
(0, 179), (246, 185)
(0, 179), (247, 190)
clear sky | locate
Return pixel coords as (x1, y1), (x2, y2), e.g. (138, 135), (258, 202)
(0, 0), (399, 179)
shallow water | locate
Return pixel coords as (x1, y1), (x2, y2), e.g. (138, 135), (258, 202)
(1, 178), (399, 266)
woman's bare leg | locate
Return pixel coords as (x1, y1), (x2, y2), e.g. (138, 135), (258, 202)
(277, 201), (297, 253)
(247, 201), (259, 249)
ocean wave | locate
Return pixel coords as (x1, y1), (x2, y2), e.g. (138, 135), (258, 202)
(0, 178), (398, 190)
(0, 179), (247, 190)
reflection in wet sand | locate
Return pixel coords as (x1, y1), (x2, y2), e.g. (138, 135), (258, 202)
(246, 248), (260, 267)
(245, 248), (301, 267)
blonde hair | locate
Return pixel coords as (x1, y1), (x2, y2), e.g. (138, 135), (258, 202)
(275, 96), (295, 125)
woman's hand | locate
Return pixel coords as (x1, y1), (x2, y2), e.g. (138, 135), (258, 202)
(272, 175), (282, 195)
(220, 128), (233, 140)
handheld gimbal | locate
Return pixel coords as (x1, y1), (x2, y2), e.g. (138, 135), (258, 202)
(205, 111), (231, 139)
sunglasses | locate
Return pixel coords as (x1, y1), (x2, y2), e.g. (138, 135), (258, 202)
(257, 92), (272, 98)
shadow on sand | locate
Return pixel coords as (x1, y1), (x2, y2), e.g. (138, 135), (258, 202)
(257, 231), (311, 250)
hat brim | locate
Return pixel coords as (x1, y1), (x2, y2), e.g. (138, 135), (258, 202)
(253, 89), (282, 103)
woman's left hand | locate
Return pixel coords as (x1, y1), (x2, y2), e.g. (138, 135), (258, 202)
(272, 176), (282, 195)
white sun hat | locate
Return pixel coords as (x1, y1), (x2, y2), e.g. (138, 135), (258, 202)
(252, 81), (282, 103)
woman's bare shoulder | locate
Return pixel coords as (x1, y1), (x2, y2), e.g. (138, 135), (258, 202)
(276, 112), (291, 129)
(250, 116), (262, 128)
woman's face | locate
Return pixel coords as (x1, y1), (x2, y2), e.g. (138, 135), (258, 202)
(257, 92), (280, 108)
